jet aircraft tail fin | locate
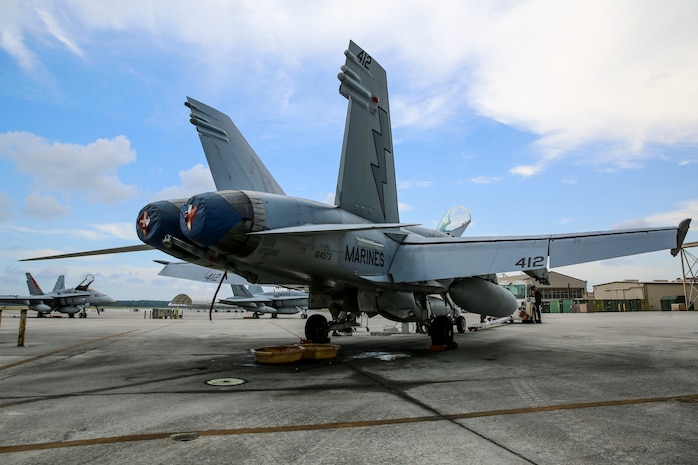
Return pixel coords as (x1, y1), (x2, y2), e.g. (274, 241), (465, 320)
(25, 273), (44, 295)
(230, 284), (255, 298)
(52, 275), (66, 292)
(248, 284), (264, 295)
(185, 97), (285, 195)
(335, 41), (399, 224)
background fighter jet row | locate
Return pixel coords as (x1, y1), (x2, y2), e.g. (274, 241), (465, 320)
(23, 41), (690, 346)
(0, 273), (114, 317)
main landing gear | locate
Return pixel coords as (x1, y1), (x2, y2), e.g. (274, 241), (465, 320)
(304, 313), (461, 349)
(455, 315), (466, 334)
(305, 314), (330, 343)
(429, 315), (454, 346)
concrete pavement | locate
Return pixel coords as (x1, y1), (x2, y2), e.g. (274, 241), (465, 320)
(1, 309), (697, 464)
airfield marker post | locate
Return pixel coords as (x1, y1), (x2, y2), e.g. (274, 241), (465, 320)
(0, 309), (3, 330)
(17, 309), (27, 347)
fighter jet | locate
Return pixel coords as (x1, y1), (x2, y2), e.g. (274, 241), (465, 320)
(23, 40), (690, 345)
(220, 285), (309, 319)
(0, 273), (114, 317)
(156, 260), (308, 318)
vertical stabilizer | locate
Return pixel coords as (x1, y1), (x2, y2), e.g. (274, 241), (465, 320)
(248, 284), (264, 295)
(185, 97), (285, 195)
(52, 275), (66, 292)
(335, 41), (399, 223)
(26, 273), (44, 295)
(230, 284), (254, 298)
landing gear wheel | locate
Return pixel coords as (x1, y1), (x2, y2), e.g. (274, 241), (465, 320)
(430, 315), (454, 346)
(271, 313), (278, 319)
(301, 313), (308, 319)
(252, 313), (260, 319)
(455, 315), (466, 334)
(305, 314), (330, 343)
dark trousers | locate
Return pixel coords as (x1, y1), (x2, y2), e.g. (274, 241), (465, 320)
(533, 304), (542, 322)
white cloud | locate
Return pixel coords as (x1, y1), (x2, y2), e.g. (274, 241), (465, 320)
(612, 199), (698, 230)
(398, 202), (413, 212)
(91, 222), (138, 241)
(35, 8), (84, 58)
(398, 181), (432, 190)
(6, 1), (698, 175)
(21, 192), (72, 218)
(645, 199), (698, 226)
(468, 1), (698, 171)
(5, 221), (136, 242)
(471, 176), (501, 184)
(0, 131), (137, 203)
(151, 164), (215, 200)
(0, 2), (39, 72)
(322, 192), (335, 205)
(510, 164), (543, 178)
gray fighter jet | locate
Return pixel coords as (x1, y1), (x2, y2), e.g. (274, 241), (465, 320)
(0, 273), (114, 317)
(221, 285), (309, 319)
(24, 41), (690, 345)
(156, 260), (308, 318)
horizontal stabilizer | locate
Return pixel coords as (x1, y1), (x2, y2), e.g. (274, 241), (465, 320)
(158, 262), (250, 285)
(21, 244), (153, 262)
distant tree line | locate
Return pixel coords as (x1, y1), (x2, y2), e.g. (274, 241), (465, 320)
(106, 300), (170, 308)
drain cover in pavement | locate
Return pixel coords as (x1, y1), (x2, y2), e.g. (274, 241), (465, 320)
(206, 378), (246, 386)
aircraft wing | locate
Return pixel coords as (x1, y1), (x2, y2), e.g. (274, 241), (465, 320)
(387, 220), (690, 283)
(157, 262), (251, 285)
(219, 296), (273, 307)
(0, 294), (54, 305)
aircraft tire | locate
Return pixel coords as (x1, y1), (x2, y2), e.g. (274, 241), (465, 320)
(430, 315), (454, 346)
(305, 314), (330, 343)
(455, 315), (466, 334)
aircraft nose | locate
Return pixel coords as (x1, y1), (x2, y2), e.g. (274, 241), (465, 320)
(180, 192), (248, 247)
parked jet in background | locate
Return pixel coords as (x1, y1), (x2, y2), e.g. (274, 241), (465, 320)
(156, 260), (309, 318)
(23, 40), (690, 346)
(221, 284), (309, 319)
(0, 273), (114, 317)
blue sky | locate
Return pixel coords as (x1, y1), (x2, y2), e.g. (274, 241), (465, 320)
(1, 0), (696, 301)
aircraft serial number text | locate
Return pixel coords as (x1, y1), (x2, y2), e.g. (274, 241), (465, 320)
(314, 250), (332, 260)
(515, 256), (545, 268)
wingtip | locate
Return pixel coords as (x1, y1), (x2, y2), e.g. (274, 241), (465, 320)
(671, 218), (691, 256)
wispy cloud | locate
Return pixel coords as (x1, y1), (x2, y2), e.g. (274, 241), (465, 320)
(471, 176), (501, 184)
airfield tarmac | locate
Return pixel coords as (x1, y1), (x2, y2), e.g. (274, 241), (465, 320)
(0, 309), (696, 465)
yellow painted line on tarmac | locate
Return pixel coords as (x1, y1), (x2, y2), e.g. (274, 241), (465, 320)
(1, 392), (696, 454)
(448, 393), (698, 419)
(0, 329), (141, 371)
